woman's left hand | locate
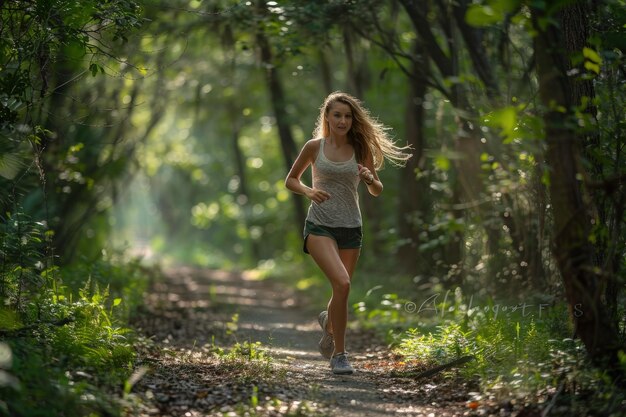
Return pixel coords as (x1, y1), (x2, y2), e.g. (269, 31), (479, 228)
(357, 164), (374, 184)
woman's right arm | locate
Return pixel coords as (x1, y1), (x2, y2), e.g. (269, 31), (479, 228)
(285, 140), (330, 204)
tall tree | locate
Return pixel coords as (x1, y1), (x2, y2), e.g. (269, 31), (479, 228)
(255, 1), (306, 230)
(399, 0), (485, 283)
(397, 39), (432, 269)
(532, 2), (623, 367)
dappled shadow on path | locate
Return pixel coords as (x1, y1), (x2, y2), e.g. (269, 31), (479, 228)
(129, 266), (469, 416)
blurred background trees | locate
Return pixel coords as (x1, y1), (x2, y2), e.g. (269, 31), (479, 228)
(2, 0), (624, 369)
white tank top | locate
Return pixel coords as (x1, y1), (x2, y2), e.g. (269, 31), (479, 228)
(306, 139), (362, 227)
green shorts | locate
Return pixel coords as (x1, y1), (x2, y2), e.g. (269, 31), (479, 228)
(303, 220), (362, 254)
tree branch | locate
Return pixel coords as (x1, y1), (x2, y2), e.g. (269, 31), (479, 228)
(395, 355), (475, 379)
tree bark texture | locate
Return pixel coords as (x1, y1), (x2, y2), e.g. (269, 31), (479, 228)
(559, 1), (622, 319)
(532, 5), (623, 367)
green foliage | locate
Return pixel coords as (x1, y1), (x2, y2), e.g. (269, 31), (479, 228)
(353, 290), (414, 330)
(396, 322), (474, 363)
(59, 254), (150, 320)
(0, 0), (144, 263)
(0, 0), (142, 108)
(0, 263), (146, 417)
(52, 281), (134, 368)
(390, 300), (626, 415)
(466, 0), (520, 27)
(204, 339), (274, 384)
(230, 397), (327, 417)
(0, 211), (48, 311)
(225, 340), (271, 363)
(0, 204), (149, 416)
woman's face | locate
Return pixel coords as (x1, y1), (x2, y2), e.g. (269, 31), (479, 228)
(326, 101), (353, 138)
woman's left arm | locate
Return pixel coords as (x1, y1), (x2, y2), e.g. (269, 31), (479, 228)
(357, 157), (383, 197)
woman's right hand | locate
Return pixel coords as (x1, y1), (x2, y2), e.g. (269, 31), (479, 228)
(306, 188), (331, 204)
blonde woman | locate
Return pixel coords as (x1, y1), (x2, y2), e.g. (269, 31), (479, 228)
(285, 91), (411, 374)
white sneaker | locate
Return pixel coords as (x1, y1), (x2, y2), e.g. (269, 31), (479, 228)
(317, 311), (334, 359)
(330, 352), (354, 375)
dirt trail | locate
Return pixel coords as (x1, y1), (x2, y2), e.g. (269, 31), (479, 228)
(130, 266), (469, 417)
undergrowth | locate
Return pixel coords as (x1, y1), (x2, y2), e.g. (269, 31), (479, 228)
(354, 286), (626, 416)
(0, 217), (152, 417)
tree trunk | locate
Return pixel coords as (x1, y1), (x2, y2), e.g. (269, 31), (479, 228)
(399, 0), (475, 283)
(397, 39), (431, 271)
(451, 0), (500, 100)
(560, 2), (621, 320)
(223, 30), (261, 262)
(231, 123), (261, 260)
(318, 46), (333, 94)
(342, 26), (386, 255)
(532, 5), (623, 367)
(501, 191), (547, 291)
(255, 23), (306, 230)
(343, 28), (369, 98)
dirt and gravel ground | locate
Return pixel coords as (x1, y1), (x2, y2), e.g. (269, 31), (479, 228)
(128, 266), (480, 417)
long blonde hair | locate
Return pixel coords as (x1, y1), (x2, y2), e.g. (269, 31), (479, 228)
(312, 91), (412, 170)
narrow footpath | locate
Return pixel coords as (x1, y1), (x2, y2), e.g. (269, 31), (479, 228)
(129, 266), (472, 417)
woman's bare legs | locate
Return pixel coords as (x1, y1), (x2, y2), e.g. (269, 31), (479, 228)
(306, 234), (360, 355)
(326, 247), (360, 333)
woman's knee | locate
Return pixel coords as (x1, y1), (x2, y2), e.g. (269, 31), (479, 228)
(331, 277), (351, 296)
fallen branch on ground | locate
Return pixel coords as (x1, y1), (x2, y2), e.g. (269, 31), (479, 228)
(398, 355), (475, 379)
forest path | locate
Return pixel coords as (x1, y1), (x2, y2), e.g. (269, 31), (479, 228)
(130, 266), (469, 417)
